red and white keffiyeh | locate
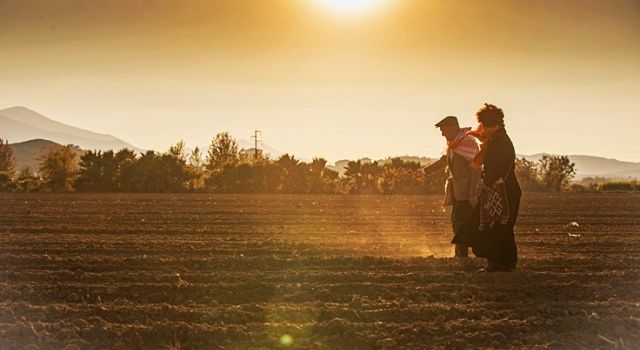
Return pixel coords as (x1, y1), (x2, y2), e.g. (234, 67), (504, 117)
(446, 127), (479, 161)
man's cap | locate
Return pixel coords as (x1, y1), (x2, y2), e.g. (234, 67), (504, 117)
(435, 116), (459, 128)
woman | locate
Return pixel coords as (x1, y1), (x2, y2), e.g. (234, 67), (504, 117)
(452, 103), (521, 272)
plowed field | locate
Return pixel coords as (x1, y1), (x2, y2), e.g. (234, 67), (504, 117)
(1, 193), (639, 349)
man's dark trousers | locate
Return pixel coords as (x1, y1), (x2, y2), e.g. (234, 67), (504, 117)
(451, 200), (473, 257)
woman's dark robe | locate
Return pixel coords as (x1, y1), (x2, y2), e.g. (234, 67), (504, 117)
(452, 128), (521, 266)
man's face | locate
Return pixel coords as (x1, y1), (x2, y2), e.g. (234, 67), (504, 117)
(439, 125), (459, 142)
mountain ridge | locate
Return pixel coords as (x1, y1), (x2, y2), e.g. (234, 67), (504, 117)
(519, 153), (640, 179)
(0, 106), (141, 152)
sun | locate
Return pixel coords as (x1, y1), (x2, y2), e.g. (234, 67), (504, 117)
(312, 0), (387, 17)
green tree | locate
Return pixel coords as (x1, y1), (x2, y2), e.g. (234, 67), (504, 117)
(205, 156), (339, 194)
(113, 149), (137, 190)
(15, 167), (41, 192)
(343, 160), (362, 194)
(189, 146), (203, 168)
(207, 163), (257, 193)
(260, 162), (284, 193)
(0, 137), (16, 191)
(538, 155), (576, 192)
(120, 151), (157, 192)
(308, 158), (338, 194)
(378, 158), (424, 194)
(206, 132), (239, 171)
(0, 172), (15, 191)
(38, 145), (80, 191)
(275, 154), (307, 193)
(343, 160), (382, 194)
(76, 150), (114, 191)
(76, 149), (138, 191)
(120, 147), (188, 193)
(186, 146), (207, 191)
(515, 158), (541, 191)
(164, 141), (191, 191)
(0, 138), (17, 180)
(168, 140), (187, 162)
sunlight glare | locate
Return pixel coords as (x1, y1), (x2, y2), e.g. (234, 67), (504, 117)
(312, 0), (387, 17)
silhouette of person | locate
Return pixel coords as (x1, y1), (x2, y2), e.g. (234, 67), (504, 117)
(453, 104), (521, 272)
(424, 116), (481, 257)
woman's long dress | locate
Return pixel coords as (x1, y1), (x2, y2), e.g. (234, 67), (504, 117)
(452, 128), (521, 266)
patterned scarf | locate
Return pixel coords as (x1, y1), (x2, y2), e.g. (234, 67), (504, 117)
(468, 125), (501, 168)
(446, 127), (479, 161)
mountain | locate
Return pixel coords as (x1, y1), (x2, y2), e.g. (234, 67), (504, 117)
(237, 139), (283, 159)
(10, 139), (83, 171)
(520, 154), (640, 180)
(0, 106), (142, 153)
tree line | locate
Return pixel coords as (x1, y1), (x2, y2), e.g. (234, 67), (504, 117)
(514, 155), (577, 192)
(0, 135), (581, 193)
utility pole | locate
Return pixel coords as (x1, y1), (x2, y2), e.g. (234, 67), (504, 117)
(251, 129), (261, 159)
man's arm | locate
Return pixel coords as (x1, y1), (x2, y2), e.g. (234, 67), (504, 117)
(468, 165), (482, 206)
(419, 156), (447, 177)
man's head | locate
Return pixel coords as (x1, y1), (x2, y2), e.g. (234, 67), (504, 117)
(435, 116), (460, 141)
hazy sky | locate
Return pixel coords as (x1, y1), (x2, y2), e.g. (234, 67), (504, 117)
(1, 0), (639, 161)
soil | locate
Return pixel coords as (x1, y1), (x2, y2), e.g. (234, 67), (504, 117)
(0, 193), (639, 349)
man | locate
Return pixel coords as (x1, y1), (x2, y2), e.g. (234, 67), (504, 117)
(425, 116), (481, 257)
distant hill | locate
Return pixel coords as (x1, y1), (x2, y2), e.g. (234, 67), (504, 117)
(237, 139), (283, 159)
(0, 106), (142, 153)
(10, 139), (83, 172)
(520, 154), (640, 180)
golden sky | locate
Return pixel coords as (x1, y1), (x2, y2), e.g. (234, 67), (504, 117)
(1, 0), (639, 161)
